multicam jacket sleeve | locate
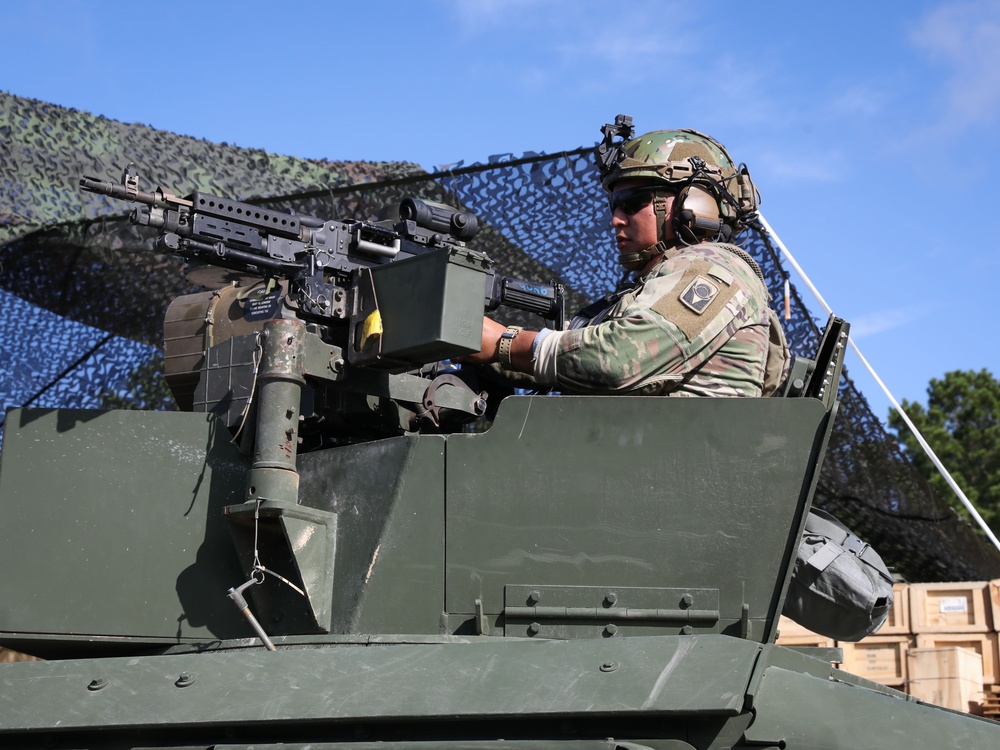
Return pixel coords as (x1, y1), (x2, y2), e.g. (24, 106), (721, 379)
(533, 243), (774, 397)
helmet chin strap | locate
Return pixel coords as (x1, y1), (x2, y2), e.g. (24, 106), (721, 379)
(617, 193), (678, 271)
(618, 240), (670, 271)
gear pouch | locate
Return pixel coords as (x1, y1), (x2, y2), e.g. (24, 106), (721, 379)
(782, 507), (894, 641)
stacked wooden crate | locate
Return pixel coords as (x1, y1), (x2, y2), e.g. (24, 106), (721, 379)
(983, 685), (1000, 721)
(907, 644), (984, 714)
(908, 581), (998, 695)
(0, 648), (40, 663)
(777, 579), (1000, 716)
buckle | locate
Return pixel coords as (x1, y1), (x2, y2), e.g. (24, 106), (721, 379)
(843, 533), (869, 557)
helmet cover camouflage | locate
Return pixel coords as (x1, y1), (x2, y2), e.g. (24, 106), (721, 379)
(604, 129), (735, 190)
(598, 124), (760, 235)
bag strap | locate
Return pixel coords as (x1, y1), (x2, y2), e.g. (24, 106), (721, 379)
(804, 508), (893, 582)
(806, 508), (866, 553)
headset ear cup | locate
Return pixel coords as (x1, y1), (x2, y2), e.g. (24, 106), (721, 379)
(671, 186), (693, 243)
(673, 185), (722, 241)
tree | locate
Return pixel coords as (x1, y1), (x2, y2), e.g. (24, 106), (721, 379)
(888, 369), (1000, 535)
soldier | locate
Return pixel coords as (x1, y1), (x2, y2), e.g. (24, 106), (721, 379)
(461, 122), (789, 397)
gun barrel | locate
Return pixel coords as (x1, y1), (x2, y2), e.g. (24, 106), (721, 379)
(79, 176), (158, 206)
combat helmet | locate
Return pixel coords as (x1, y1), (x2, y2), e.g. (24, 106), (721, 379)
(596, 115), (760, 247)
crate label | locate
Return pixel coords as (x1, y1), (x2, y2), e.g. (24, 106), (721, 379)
(938, 597), (969, 614)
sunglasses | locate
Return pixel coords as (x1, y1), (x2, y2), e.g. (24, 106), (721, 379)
(608, 186), (665, 216)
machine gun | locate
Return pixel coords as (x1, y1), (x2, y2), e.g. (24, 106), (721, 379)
(80, 165), (566, 440)
(80, 165), (564, 337)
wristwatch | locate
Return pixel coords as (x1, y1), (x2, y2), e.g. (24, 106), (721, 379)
(498, 325), (524, 370)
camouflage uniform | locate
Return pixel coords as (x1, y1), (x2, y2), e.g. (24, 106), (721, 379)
(533, 242), (783, 396)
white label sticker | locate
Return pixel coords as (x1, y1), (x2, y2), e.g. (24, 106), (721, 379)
(938, 597), (969, 614)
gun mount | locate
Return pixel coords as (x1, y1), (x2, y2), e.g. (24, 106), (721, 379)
(0, 172), (997, 748)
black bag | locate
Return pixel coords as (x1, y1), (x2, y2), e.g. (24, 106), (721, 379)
(782, 508), (894, 641)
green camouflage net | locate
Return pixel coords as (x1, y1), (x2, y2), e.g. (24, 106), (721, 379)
(2, 91), (998, 583)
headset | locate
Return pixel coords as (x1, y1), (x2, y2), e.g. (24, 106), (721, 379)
(672, 183), (727, 244)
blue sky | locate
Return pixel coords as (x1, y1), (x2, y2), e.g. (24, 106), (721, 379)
(3, 0), (1000, 424)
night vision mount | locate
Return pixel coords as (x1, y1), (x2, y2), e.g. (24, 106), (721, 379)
(595, 114), (635, 177)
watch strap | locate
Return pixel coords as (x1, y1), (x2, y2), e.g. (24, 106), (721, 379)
(498, 325), (524, 370)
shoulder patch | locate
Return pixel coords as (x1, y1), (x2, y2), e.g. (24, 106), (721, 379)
(680, 274), (721, 313)
(650, 259), (739, 341)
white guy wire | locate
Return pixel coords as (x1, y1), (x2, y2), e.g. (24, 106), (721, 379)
(757, 212), (1000, 554)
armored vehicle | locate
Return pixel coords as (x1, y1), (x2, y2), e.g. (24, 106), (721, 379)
(1, 170), (998, 749)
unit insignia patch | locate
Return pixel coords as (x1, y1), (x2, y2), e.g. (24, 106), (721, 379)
(679, 275), (720, 314)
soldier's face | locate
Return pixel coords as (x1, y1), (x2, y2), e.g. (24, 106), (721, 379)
(610, 181), (674, 260)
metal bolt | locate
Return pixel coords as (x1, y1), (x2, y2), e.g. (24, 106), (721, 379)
(527, 590), (541, 605)
(681, 625), (694, 635)
(680, 593), (693, 608)
(604, 592), (618, 607)
(604, 623), (618, 637)
(175, 672), (197, 688)
(527, 622), (541, 636)
(87, 677), (109, 691)
(599, 661), (620, 673)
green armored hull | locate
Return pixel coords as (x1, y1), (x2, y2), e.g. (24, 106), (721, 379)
(2, 366), (999, 747)
(3, 635), (998, 749)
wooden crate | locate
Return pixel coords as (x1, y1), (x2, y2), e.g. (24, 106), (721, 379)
(0, 648), (41, 663)
(839, 635), (913, 686)
(776, 615), (827, 640)
(776, 634), (837, 648)
(878, 583), (911, 635)
(915, 632), (999, 685)
(983, 684), (1000, 721)
(776, 634), (841, 664)
(990, 579), (1000, 633)
(907, 647), (984, 714)
(909, 581), (991, 633)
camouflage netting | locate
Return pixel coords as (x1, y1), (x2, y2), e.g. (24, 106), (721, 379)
(2, 91), (998, 583)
